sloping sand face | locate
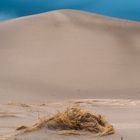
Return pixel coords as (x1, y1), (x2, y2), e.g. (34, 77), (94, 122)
(0, 10), (140, 140)
(0, 10), (140, 102)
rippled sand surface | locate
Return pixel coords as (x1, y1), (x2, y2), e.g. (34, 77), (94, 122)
(0, 99), (140, 140)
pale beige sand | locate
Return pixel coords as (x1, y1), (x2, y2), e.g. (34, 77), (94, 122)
(0, 10), (140, 103)
(0, 10), (140, 140)
(0, 100), (140, 140)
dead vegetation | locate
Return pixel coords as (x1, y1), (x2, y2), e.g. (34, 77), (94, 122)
(17, 106), (115, 136)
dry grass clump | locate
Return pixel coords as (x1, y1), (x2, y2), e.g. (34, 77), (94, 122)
(17, 106), (115, 136)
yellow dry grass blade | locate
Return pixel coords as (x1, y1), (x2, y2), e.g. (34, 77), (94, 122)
(17, 106), (115, 136)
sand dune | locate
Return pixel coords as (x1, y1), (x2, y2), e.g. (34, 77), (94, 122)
(0, 10), (140, 103)
(1, 10), (140, 140)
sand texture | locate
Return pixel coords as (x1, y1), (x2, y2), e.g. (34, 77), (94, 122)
(0, 10), (140, 139)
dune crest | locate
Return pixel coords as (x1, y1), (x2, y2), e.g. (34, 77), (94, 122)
(0, 10), (140, 103)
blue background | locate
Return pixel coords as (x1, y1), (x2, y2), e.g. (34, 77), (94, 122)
(0, 0), (140, 21)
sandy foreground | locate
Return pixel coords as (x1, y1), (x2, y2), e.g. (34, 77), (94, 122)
(0, 10), (140, 139)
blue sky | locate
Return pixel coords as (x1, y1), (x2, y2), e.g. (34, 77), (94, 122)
(0, 0), (140, 21)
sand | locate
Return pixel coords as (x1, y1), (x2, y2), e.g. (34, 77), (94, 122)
(0, 10), (140, 139)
